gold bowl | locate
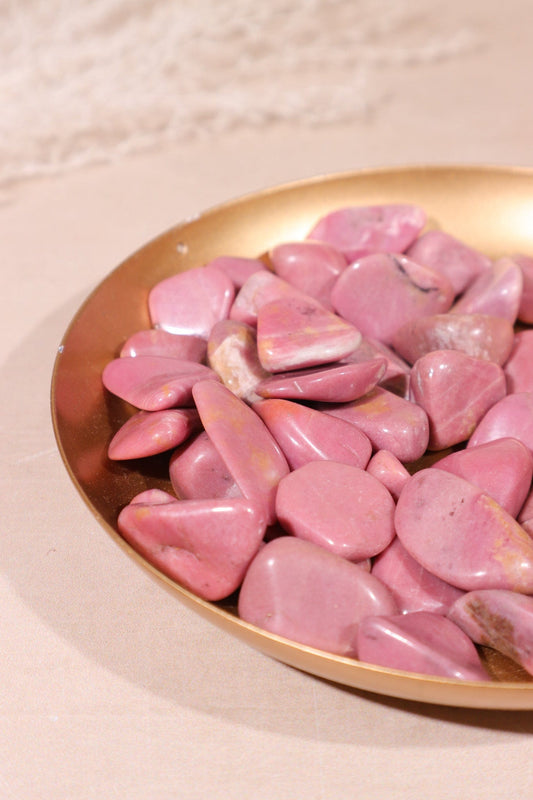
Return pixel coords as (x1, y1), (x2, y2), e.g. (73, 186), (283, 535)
(51, 164), (533, 709)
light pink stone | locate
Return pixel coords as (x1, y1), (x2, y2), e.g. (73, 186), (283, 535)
(207, 319), (270, 402)
(395, 468), (533, 593)
(256, 295), (361, 373)
(238, 536), (398, 656)
(169, 431), (241, 500)
(409, 350), (507, 450)
(512, 253), (533, 324)
(148, 265), (235, 338)
(449, 589), (533, 676)
(108, 408), (201, 460)
(468, 392), (533, 455)
(206, 255), (267, 289)
(229, 270), (303, 326)
(406, 229), (491, 295)
(253, 398), (372, 471)
(269, 240), (347, 309)
(391, 313), (514, 366)
(117, 496), (266, 601)
(255, 358), (386, 403)
(306, 204), (426, 262)
(357, 612), (490, 681)
(102, 356), (219, 410)
(434, 437), (533, 518)
(343, 336), (411, 397)
(130, 488), (177, 505)
(504, 330), (533, 393)
(275, 461), (395, 561)
(331, 253), (454, 345)
(450, 257), (523, 323)
(192, 380), (290, 525)
(324, 386), (429, 464)
(120, 329), (207, 362)
(366, 450), (410, 500)
(372, 536), (464, 615)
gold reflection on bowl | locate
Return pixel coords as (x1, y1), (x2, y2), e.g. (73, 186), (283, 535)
(51, 165), (533, 709)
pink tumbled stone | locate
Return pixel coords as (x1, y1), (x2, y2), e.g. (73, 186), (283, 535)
(102, 356), (219, 410)
(468, 392), (533, 455)
(449, 590), (533, 676)
(253, 398), (372, 471)
(406, 229), (491, 295)
(450, 257), (523, 323)
(391, 313), (514, 366)
(169, 431), (241, 500)
(229, 270), (302, 326)
(117, 496), (266, 601)
(120, 328), (207, 362)
(372, 536), (464, 615)
(434, 437), (533, 518)
(331, 253), (454, 345)
(255, 358), (385, 403)
(192, 380), (289, 525)
(108, 408), (201, 460)
(207, 319), (270, 402)
(324, 386), (429, 464)
(269, 240), (347, 309)
(344, 336), (411, 397)
(238, 536), (398, 657)
(256, 294), (361, 373)
(504, 330), (533, 393)
(148, 265), (235, 338)
(409, 350), (507, 450)
(206, 255), (267, 289)
(357, 612), (490, 681)
(306, 204), (426, 262)
(130, 488), (177, 505)
(512, 253), (533, 323)
(275, 461), (395, 561)
(366, 450), (410, 501)
(395, 468), (533, 593)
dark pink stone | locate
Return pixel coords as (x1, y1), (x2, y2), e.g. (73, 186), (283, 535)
(372, 536), (464, 615)
(120, 329), (207, 362)
(253, 398), (372, 471)
(324, 386), (429, 464)
(269, 240), (347, 309)
(366, 450), (410, 500)
(504, 330), (533, 393)
(108, 408), (201, 460)
(395, 468), (533, 592)
(391, 313), (514, 366)
(512, 253), (533, 323)
(256, 295), (361, 373)
(229, 270), (303, 326)
(169, 431), (241, 500)
(207, 319), (270, 402)
(148, 265), (235, 338)
(275, 461), (395, 561)
(434, 437), (533, 518)
(409, 350), (507, 450)
(468, 392), (533, 455)
(206, 255), (267, 289)
(255, 358), (385, 403)
(330, 253), (454, 345)
(406, 229), (491, 295)
(102, 356), (219, 410)
(357, 612), (490, 680)
(306, 204), (426, 262)
(238, 536), (398, 656)
(448, 589), (533, 676)
(450, 257), (523, 323)
(518, 487), (533, 524)
(192, 380), (290, 525)
(117, 496), (266, 601)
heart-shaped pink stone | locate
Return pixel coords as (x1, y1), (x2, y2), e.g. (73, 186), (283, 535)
(395, 468), (533, 592)
(148, 265), (235, 338)
(406, 229), (491, 295)
(118, 496), (266, 601)
(269, 240), (347, 309)
(434, 437), (533, 518)
(450, 257), (523, 323)
(255, 358), (385, 403)
(330, 253), (454, 345)
(253, 398), (372, 470)
(120, 329), (207, 362)
(275, 461), (395, 560)
(238, 536), (398, 656)
(169, 431), (241, 500)
(108, 408), (201, 460)
(102, 356), (219, 410)
(256, 295), (361, 373)
(468, 392), (533, 454)
(504, 330), (533, 393)
(357, 611), (490, 680)
(409, 350), (506, 450)
(192, 380), (290, 525)
(207, 319), (270, 402)
(306, 204), (426, 262)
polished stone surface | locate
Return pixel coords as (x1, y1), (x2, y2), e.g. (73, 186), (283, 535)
(169, 431), (241, 500)
(207, 319), (270, 401)
(255, 358), (385, 403)
(406, 228), (491, 294)
(120, 328), (207, 362)
(108, 407), (201, 460)
(451, 257), (523, 323)
(468, 391), (533, 454)
(504, 330), (533, 393)
(269, 240), (347, 309)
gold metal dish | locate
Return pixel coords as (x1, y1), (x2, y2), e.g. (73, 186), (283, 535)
(51, 164), (533, 709)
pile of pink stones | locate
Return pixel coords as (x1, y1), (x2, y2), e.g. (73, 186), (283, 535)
(103, 203), (533, 682)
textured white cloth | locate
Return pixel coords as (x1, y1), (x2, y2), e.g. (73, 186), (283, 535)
(2, 0), (480, 187)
